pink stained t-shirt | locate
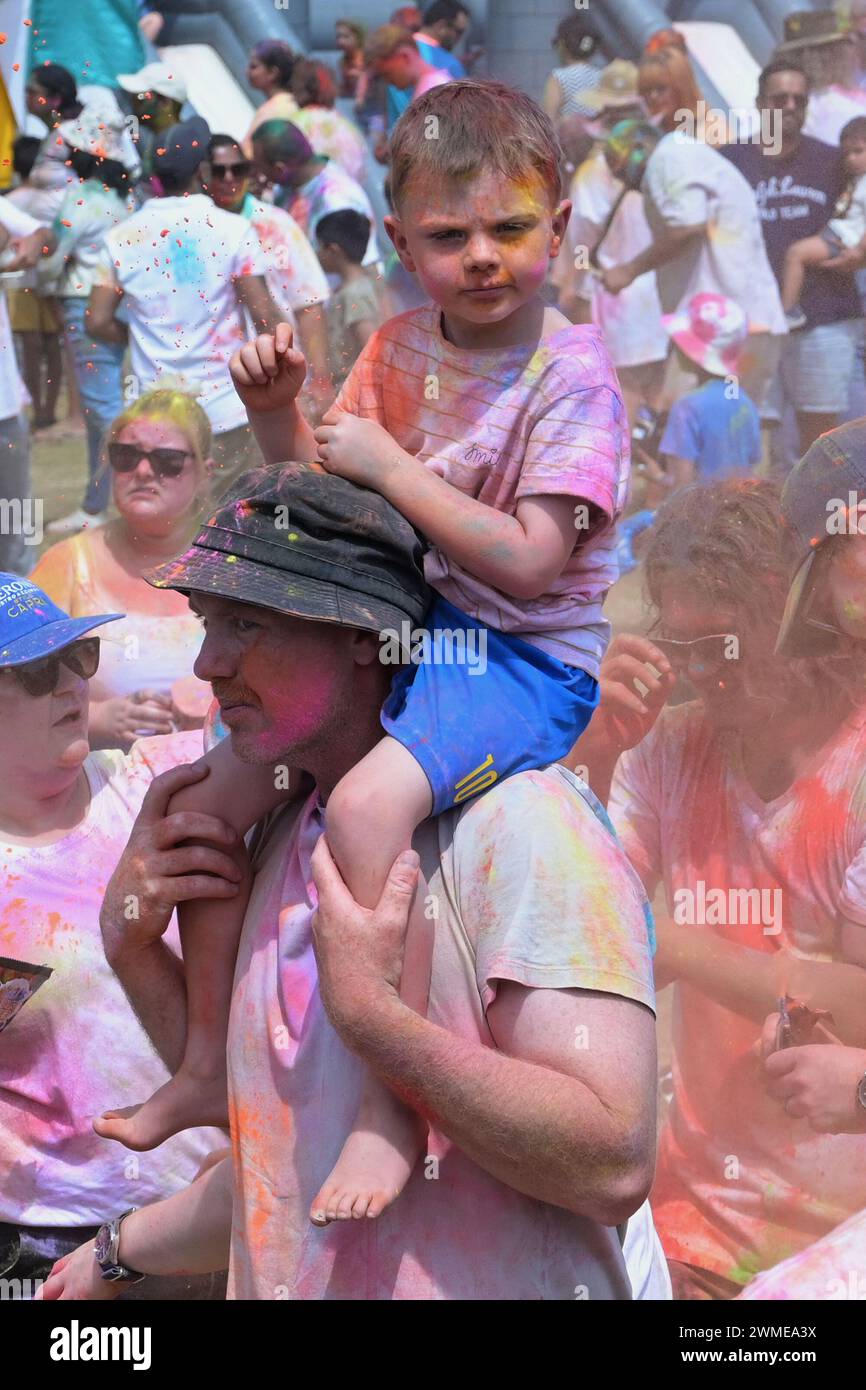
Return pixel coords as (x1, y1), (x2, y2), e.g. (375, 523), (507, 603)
(226, 765), (655, 1300)
(0, 732), (224, 1227)
(608, 700), (866, 1287)
(334, 304), (630, 680)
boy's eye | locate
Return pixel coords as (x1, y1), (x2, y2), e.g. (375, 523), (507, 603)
(499, 222), (527, 233)
(432, 229), (461, 241)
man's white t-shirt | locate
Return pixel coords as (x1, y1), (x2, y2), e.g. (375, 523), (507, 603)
(0, 732), (223, 1227)
(288, 159), (382, 269)
(0, 197), (38, 421)
(227, 766), (659, 1300)
(93, 194), (268, 434)
(643, 133), (788, 335)
(240, 193), (330, 327)
(554, 149), (668, 370)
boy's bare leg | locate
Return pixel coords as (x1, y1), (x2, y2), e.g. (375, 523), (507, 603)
(782, 235), (830, 312)
(94, 867), (251, 1150)
(93, 743), (289, 1150)
(310, 737), (434, 1224)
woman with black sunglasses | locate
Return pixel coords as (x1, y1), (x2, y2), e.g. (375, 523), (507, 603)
(0, 572), (227, 1301)
(31, 388), (214, 751)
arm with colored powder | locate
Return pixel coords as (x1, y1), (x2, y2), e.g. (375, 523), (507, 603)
(313, 410), (601, 602)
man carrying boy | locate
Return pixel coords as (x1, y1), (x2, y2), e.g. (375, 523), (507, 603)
(41, 78), (663, 1302)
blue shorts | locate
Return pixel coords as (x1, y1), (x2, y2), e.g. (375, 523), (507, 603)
(380, 596), (599, 815)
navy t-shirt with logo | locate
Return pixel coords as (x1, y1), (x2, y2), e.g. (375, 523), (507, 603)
(722, 135), (861, 328)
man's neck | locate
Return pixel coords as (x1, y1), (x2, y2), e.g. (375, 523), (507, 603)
(763, 133), (802, 160)
(0, 766), (90, 841)
(341, 261), (366, 284)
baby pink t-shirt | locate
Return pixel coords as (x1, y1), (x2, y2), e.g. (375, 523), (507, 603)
(335, 305), (630, 680)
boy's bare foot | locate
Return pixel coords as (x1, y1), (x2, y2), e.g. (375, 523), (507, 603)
(93, 1071), (229, 1151)
(309, 1090), (426, 1225)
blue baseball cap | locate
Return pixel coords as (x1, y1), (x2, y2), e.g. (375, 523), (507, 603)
(0, 574), (123, 666)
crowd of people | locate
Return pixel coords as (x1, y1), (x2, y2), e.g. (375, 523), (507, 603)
(3, 1), (866, 1304)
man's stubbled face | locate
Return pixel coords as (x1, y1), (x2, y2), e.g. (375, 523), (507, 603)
(191, 593), (364, 765)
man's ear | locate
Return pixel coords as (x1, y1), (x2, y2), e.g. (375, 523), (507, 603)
(349, 629), (383, 667)
(383, 214), (417, 272)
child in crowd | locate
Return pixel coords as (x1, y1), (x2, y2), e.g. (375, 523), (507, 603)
(97, 79), (632, 1226)
(315, 209), (383, 389)
(782, 116), (866, 328)
(653, 292), (761, 490)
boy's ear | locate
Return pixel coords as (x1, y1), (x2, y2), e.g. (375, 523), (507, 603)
(383, 214), (416, 272)
(549, 199), (572, 260)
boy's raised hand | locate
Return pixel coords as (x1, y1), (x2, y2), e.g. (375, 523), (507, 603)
(229, 322), (308, 414)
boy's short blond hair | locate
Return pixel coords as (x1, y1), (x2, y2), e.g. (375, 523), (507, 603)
(389, 79), (563, 213)
(364, 23), (418, 65)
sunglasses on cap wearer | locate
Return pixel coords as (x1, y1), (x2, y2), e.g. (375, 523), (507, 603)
(1, 636), (101, 698)
(210, 160), (251, 179)
(651, 632), (738, 672)
(107, 442), (192, 480)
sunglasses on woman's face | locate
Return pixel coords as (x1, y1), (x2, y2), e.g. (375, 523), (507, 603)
(652, 632), (738, 672)
(210, 161), (251, 179)
(107, 442), (191, 479)
(1, 637), (101, 698)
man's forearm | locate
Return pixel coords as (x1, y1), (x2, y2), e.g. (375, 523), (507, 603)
(248, 402), (319, 466)
(102, 924), (188, 1072)
(118, 1154), (232, 1276)
(346, 997), (651, 1224)
(626, 224), (706, 280)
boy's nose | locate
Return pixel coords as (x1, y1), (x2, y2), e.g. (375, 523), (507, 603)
(463, 235), (499, 270)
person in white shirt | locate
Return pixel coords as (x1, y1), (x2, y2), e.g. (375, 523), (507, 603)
(251, 121), (383, 272)
(0, 574), (226, 1298)
(202, 134), (333, 414)
(600, 119), (787, 415)
(0, 198), (49, 575)
(88, 118), (284, 499)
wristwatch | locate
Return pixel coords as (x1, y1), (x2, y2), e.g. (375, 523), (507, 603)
(94, 1208), (146, 1284)
(858, 1072), (866, 1115)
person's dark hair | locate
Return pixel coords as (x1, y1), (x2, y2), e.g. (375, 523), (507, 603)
(336, 18), (366, 47)
(157, 169), (195, 196)
(645, 478), (866, 714)
(30, 61), (80, 116)
(841, 115), (866, 144)
(291, 59), (338, 109)
(208, 132), (242, 159)
(12, 134), (41, 180)
(252, 119), (314, 167)
(68, 147), (130, 195)
(316, 208), (371, 263)
(757, 57), (810, 97)
(251, 39), (296, 91)
(423, 0), (469, 25)
(553, 14), (597, 62)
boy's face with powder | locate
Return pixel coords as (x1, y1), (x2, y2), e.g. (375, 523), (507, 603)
(384, 166), (570, 344)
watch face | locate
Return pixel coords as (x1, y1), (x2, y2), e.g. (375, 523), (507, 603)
(94, 1224), (112, 1265)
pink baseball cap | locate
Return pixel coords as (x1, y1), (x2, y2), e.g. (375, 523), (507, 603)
(662, 292), (753, 377)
